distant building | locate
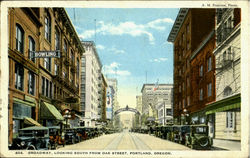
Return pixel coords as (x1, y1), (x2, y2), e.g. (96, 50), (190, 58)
(106, 78), (120, 127)
(81, 41), (102, 127)
(141, 84), (173, 126)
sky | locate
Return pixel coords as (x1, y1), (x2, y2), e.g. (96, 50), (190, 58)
(66, 8), (179, 108)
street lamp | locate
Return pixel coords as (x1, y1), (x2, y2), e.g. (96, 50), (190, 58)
(64, 109), (71, 129)
(183, 108), (189, 125)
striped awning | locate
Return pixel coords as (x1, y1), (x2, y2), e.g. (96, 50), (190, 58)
(40, 101), (64, 121)
(205, 93), (241, 115)
(24, 117), (42, 126)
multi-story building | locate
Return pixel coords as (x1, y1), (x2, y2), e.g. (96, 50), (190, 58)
(134, 95), (142, 127)
(167, 8), (215, 124)
(8, 8), (84, 143)
(206, 8), (241, 140)
(155, 86), (173, 125)
(100, 74), (107, 123)
(106, 78), (120, 127)
(141, 84), (173, 126)
(81, 41), (102, 127)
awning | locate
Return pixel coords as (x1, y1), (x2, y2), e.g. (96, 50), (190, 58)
(13, 98), (35, 107)
(40, 101), (64, 121)
(24, 117), (42, 126)
(205, 93), (241, 115)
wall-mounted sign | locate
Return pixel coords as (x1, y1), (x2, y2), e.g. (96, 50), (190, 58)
(31, 50), (60, 58)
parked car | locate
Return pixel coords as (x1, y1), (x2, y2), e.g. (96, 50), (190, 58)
(76, 127), (88, 141)
(64, 128), (80, 144)
(185, 125), (213, 149)
(178, 125), (190, 144)
(48, 126), (65, 149)
(172, 125), (181, 142)
(9, 126), (50, 150)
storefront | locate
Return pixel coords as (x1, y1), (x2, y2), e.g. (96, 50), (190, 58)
(12, 97), (39, 138)
(40, 101), (64, 127)
(205, 93), (241, 140)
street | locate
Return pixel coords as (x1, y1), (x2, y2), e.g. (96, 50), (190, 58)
(58, 130), (191, 150)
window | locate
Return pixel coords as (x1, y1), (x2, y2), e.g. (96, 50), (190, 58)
(199, 65), (203, 77)
(13, 103), (32, 119)
(71, 50), (74, 64)
(64, 40), (68, 54)
(28, 71), (35, 95)
(166, 109), (172, 116)
(226, 112), (235, 129)
(187, 77), (190, 87)
(44, 58), (51, 71)
(183, 98), (185, 108)
(54, 64), (58, 75)
(207, 56), (212, 72)
(42, 77), (45, 95)
(55, 29), (60, 50)
(45, 10), (51, 42)
(16, 24), (24, 53)
(50, 81), (53, 98)
(15, 63), (24, 91)
(46, 79), (49, 97)
(207, 82), (212, 97)
(199, 89), (203, 101)
(63, 71), (66, 78)
(77, 58), (80, 78)
(224, 86), (232, 97)
(28, 36), (35, 62)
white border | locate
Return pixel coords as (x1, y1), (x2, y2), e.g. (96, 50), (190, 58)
(0, 1), (249, 158)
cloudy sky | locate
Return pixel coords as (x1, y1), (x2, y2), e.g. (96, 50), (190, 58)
(66, 8), (179, 108)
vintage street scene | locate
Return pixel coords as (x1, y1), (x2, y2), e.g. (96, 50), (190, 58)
(6, 7), (241, 152)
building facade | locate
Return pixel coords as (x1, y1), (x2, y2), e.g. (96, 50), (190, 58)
(81, 41), (102, 127)
(189, 30), (216, 127)
(167, 8), (216, 124)
(141, 84), (173, 126)
(206, 8), (241, 140)
(106, 78), (120, 128)
(8, 8), (84, 143)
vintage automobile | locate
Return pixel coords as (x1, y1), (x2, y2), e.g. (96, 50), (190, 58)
(75, 127), (88, 141)
(185, 125), (213, 149)
(64, 128), (80, 144)
(48, 126), (65, 149)
(171, 125), (181, 142)
(178, 125), (190, 144)
(9, 126), (50, 150)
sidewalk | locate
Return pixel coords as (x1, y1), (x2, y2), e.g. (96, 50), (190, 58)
(213, 139), (241, 151)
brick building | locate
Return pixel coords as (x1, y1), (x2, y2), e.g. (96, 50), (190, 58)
(167, 8), (215, 124)
(8, 8), (84, 143)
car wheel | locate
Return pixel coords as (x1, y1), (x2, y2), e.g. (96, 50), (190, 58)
(27, 145), (36, 150)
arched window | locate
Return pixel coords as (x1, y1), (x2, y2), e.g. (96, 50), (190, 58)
(16, 24), (24, 53)
(28, 36), (35, 63)
(55, 28), (60, 50)
(64, 39), (68, 56)
(224, 86), (232, 97)
(44, 9), (51, 42)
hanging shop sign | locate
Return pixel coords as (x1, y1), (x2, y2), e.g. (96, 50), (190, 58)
(31, 50), (60, 58)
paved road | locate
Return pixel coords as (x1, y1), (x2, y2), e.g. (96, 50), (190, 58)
(58, 130), (191, 150)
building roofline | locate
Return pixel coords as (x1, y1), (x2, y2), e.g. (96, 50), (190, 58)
(81, 41), (102, 68)
(140, 83), (173, 93)
(60, 8), (85, 55)
(190, 30), (215, 61)
(167, 8), (189, 43)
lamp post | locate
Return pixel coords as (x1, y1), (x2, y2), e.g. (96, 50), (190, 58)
(64, 109), (71, 129)
(183, 108), (189, 125)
